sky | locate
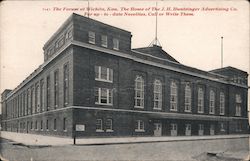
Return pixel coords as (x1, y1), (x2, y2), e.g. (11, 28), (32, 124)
(0, 0), (249, 115)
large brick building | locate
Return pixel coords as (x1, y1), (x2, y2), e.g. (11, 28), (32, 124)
(1, 13), (249, 137)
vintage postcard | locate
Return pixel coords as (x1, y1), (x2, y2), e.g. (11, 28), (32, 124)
(0, 0), (249, 160)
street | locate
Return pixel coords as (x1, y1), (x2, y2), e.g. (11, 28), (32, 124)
(0, 137), (249, 161)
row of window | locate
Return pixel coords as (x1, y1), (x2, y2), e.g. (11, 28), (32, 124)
(135, 120), (230, 134)
(93, 67), (242, 116)
(45, 28), (73, 60)
(134, 76), (242, 116)
(18, 118), (67, 131)
(6, 63), (69, 119)
(88, 31), (119, 50)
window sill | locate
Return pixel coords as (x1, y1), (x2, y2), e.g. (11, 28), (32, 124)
(106, 130), (114, 132)
(113, 48), (119, 50)
(96, 130), (104, 132)
(101, 44), (108, 48)
(170, 109), (177, 112)
(95, 78), (113, 83)
(89, 41), (95, 44)
(135, 129), (145, 132)
(197, 111), (204, 114)
(184, 110), (191, 112)
(63, 130), (67, 132)
(95, 103), (113, 106)
(153, 108), (162, 110)
(209, 112), (215, 115)
(134, 106), (144, 109)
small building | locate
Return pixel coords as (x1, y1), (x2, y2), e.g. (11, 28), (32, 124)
(1, 13), (249, 137)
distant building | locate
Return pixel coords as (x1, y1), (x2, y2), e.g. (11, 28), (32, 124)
(1, 13), (249, 137)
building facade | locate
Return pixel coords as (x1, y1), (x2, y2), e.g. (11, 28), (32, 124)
(1, 13), (249, 138)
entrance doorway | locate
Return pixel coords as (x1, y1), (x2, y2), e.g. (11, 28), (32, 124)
(185, 124), (191, 136)
(198, 124), (204, 136)
(154, 123), (162, 136)
(170, 123), (177, 136)
(210, 125), (215, 135)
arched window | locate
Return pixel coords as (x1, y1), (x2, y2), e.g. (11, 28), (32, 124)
(197, 88), (204, 113)
(153, 79), (162, 110)
(209, 90), (215, 114)
(135, 76), (144, 108)
(219, 92), (225, 115)
(184, 84), (192, 112)
(170, 81), (178, 111)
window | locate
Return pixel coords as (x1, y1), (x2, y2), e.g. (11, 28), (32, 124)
(32, 88), (35, 114)
(170, 81), (178, 111)
(46, 119), (49, 130)
(197, 88), (204, 113)
(153, 79), (162, 110)
(219, 92), (225, 115)
(199, 124), (204, 131)
(184, 84), (192, 112)
(101, 35), (108, 47)
(46, 76), (50, 111)
(64, 63), (69, 106)
(63, 118), (67, 131)
(235, 94), (242, 116)
(88, 31), (95, 44)
(220, 122), (225, 132)
(54, 70), (59, 108)
(41, 120), (43, 130)
(31, 121), (33, 130)
(209, 90), (215, 114)
(35, 121), (38, 130)
(95, 66), (113, 82)
(95, 88), (113, 105)
(40, 80), (45, 112)
(113, 38), (119, 50)
(134, 76), (144, 108)
(135, 120), (144, 132)
(96, 119), (103, 132)
(106, 119), (113, 132)
(54, 119), (57, 130)
(35, 84), (40, 113)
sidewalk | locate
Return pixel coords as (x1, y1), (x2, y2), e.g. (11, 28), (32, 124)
(0, 131), (249, 146)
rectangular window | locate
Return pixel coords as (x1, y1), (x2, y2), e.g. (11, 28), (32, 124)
(35, 84), (40, 113)
(135, 120), (145, 132)
(54, 70), (59, 108)
(101, 35), (108, 47)
(96, 119), (103, 132)
(63, 118), (67, 131)
(54, 119), (57, 131)
(219, 92), (225, 115)
(198, 88), (204, 113)
(95, 66), (113, 82)
(40, 80), (45, 112)
(46, 76), (50, 111)
(88, 31), (95, 44)
(31, 121), (33, 130)
(95, 88), (113, 105)
(63, 63), (69, 106)
(32, 88), (35, 114)
(113, 38), (119, 50)
(235, 94), (242, 116)
(106, 119), (113, 132)
(46, 119), (49, 130)
(35, 121), (38, 130)
(41, 120), (43, 130)
(209, 90), (215, 114)
(170, 82), (178, 111)
(184, 84), (192, 112)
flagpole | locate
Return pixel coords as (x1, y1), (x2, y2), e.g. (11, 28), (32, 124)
(221, 36), (223, 68)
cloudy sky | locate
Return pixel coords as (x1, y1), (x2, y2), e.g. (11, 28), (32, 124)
(0, 0), (249, 113)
